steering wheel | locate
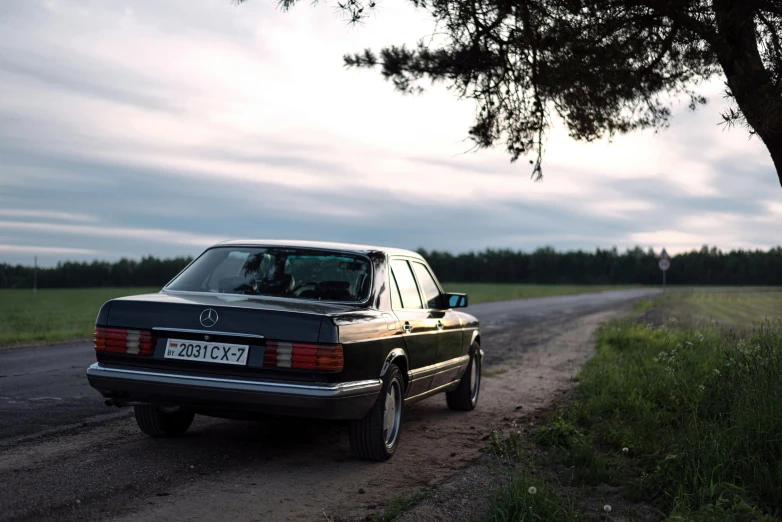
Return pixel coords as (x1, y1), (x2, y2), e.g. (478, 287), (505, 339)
(291, 282), (319, 296)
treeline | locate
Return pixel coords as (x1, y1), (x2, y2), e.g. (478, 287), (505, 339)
(420, 246), (782, 285)
(0, 257), (193, 289)
(1, 246), (781, 289)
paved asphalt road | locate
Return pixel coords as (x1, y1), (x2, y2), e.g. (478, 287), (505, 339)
(0, 288), (657, 445)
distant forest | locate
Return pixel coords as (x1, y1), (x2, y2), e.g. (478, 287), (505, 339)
(0, 257), (193, 289)
(421, 246), (782, 286)
(1, 246), (781, 289)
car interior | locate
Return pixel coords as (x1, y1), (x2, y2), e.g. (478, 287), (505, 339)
(211, 250), (370, 302)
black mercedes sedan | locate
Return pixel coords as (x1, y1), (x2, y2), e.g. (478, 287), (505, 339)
(86, 240), (482, 461)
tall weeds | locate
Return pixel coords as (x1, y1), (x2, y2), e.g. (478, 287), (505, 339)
(540, 320), (782, 519)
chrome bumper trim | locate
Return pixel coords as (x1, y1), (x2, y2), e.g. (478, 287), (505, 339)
(405, 378), (461, 405)
(151, 327), (265, 339)
(407, 355), (470, 380)
(86, 363), (381, 398)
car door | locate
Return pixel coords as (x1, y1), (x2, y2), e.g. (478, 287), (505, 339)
(389, 258), (439, 398)
(409, 261), (465, 388)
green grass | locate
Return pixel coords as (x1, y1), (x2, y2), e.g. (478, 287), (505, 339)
(0, 283), (641, 347)
(371, 491), (430, 522)
(5, 284), (776, 349)
(531, 307), (782, 519)
(482, 367), (509, 378)
(483, 429), (585, 521)
(442, 283), (641, 305)
(488, 471), (583, 522)
(668, 288), (782, 327)
(632, 298), (654, 313)
(0, 287), (159, 346)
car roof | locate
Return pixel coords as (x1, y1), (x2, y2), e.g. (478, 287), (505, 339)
(214, 239), (424, 260)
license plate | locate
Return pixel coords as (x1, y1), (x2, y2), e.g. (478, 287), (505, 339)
(164, 339), (249, 366)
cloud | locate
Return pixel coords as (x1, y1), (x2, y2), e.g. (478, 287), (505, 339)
(0, 221), (223, 247)
(0, 54), (178, 114)
(0, 0), (779, 267)
(0, 244), (99, 256)
(0, 209), (97, 222)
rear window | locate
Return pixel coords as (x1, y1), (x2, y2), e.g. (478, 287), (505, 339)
(166, 247), (372, 302)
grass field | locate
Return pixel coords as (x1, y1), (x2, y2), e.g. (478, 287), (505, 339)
(3, 285), (778, 347)
(486, 289), (782, 521)
(0, 284), (641, 347)
(666, 287), (782, 326)
(442, 283), (640, 304)
(0, 287), (159, 346)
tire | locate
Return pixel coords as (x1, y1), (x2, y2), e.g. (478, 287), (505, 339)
(134, 405), (195, 437)
(446, 344), (481, 411)
(349, 364), (404, 461)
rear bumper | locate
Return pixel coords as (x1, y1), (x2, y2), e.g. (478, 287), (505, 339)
(86, 363), (381, 420)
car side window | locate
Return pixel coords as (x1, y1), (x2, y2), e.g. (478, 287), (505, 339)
(411, 262), (441, 309)
(389, 269), (403, 309)
(390, 259), (423, 309)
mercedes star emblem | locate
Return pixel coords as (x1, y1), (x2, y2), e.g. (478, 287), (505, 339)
(199, 308), (219, 328)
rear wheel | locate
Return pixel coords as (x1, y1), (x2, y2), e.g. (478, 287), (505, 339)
(446, 344), (481, 411)
(134, 405), (195, 437)
(349, 364), (404, 461)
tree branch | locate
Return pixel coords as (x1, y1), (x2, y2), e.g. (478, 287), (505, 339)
(633, 0), (719, 46)
(758, 11), (782, 63)
(641, 22), (679, 74)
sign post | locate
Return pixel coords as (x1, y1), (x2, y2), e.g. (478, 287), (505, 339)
(658, 249), (670, 293)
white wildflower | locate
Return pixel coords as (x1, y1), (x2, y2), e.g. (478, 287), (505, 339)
(604, 504), (612, 513)
(528, 486), (537, 495)
(622, 447), (629, 454)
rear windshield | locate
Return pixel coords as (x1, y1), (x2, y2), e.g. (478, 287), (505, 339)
(166, 247), (372, 302)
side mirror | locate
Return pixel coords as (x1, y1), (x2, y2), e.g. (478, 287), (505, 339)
(444, 292), (468, 308)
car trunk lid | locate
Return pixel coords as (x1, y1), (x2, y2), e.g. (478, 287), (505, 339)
(106, 291), (354, 343)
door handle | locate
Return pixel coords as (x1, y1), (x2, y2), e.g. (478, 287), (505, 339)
(436, 321), (444, 330)
(402, 322), (412, 333)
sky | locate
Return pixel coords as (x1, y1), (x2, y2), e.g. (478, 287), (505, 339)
(0, 0), (780, 267)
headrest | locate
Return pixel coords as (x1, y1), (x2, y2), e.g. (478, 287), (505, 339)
(318, 280), (353, 299)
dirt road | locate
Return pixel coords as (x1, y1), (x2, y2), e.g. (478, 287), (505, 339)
(0, 289), (656, 521)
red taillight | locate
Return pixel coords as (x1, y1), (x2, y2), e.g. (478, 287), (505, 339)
(94, 327), (156, 356)
(94, 327), (127, 353)
(264, 342), (343, 371)
(139, 330), (155, 355)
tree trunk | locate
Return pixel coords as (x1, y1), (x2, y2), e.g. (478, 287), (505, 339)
(713, 0), (782, 188)
(765, 133), (782, 188)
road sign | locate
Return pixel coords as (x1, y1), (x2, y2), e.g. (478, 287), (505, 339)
(658, 249), (671, 293)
